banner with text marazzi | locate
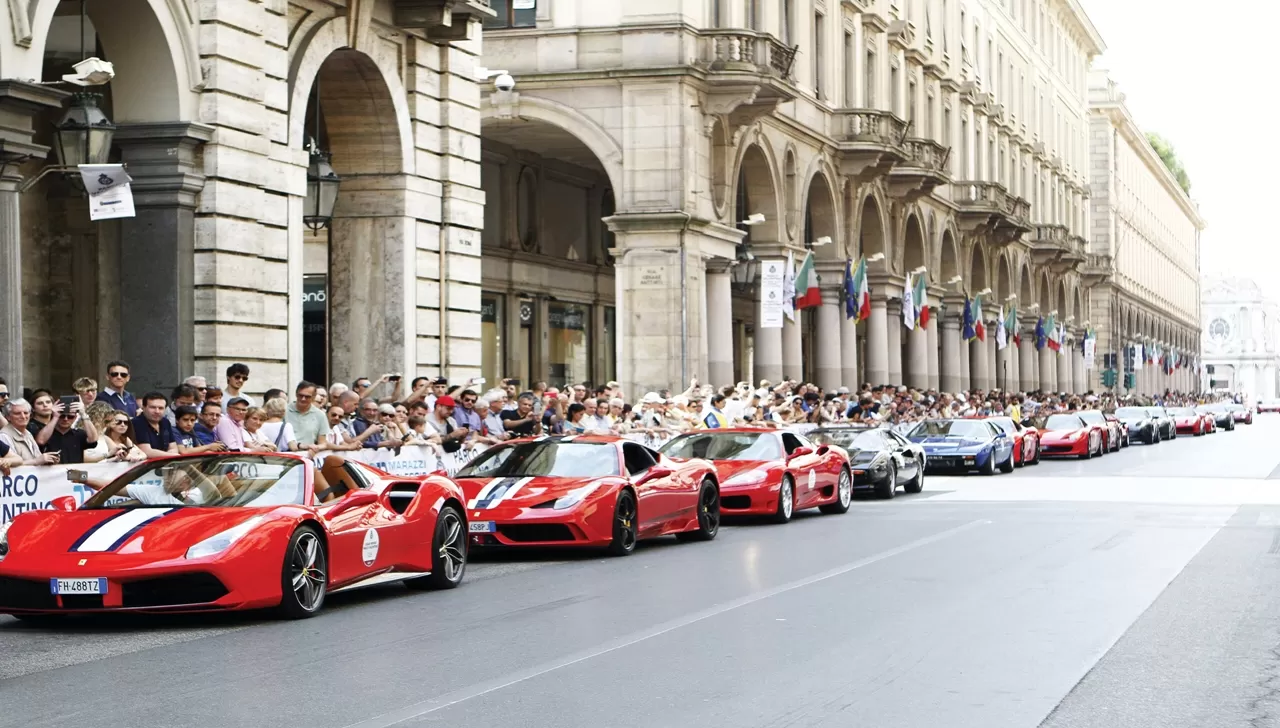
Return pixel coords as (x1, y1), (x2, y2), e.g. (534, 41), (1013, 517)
(0, 446), (484, 525)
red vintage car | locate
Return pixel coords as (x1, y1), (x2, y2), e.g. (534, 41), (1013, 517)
(1257, 399), (1280, 414)
(1076, 409), (1123, 452)
(1166, 406), (1208, 436)
(661, 427), (853, 516)
(0, 454), (468, 620)
(455, 436), (720, 555)
(982, 416), (1041, 467)
(1033, 413), (1105, 459)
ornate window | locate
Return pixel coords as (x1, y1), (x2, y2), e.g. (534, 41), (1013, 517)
(1209, 318), (1230, 343)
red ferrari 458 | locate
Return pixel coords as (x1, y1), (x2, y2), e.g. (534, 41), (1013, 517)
(1076, 410), (1122, 452)
(0, 454), (468, 620)
(660, 428), (852, 522)
(982, 416), (1041, 466)
(1166, 406), (1208, 436)
(455, 436), (720, 556)
(1033, 413), (1105, 459)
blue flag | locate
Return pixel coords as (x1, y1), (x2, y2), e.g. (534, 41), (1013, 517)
(843, 259), (856, 320)
(1035, 316), (1046, 350)
(961, 298), (975, 341)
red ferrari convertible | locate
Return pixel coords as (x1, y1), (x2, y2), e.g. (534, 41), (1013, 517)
(1167, 406), (1208, 436)
(455, 436), (720, 556)
(660, 428), (852, 521)
(1076, 410), (1122, 452)
(1033, 413), (1105, 459)
(0, 454), (468, 620)
(982, 416), (1041, 466)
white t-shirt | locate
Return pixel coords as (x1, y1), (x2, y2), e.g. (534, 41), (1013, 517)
(126, 482), (206, 506)
(260, 421), (296, 450)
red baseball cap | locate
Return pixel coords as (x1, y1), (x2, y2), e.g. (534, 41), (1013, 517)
(436, 395), (456, 407)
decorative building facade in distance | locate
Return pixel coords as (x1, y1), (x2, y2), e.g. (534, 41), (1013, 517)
(1201, 276), (1279, 400)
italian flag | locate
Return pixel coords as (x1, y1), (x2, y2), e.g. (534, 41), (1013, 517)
(851, 257), (871, 321)
(794, 251), (822, 309)
(1046, 314), (1061, 352)
(913, 274), (929, 328)
(1007, 304), (1020, 346)
(973, 296), (986, 342)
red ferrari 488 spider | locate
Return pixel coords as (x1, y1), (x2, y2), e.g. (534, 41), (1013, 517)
(0, 454), (468, 620)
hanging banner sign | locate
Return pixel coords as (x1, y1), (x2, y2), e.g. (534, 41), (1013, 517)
(1083, 337), (1096, 370)
(759, 259), (786, 329)
(79, 164), (136, 221)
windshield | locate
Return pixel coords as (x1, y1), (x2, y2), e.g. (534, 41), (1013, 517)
(1225, 404), (1244, 412)
(1114, 407), (1148, 418)
(1077, 411), (1105, 425)
(457, 441), (620, 478)
(1044, 415), (1085, 431)
(82, 455), (308, 509)
(1166, 407), (1197, 416)
(1198, 403), (1227, 413)
(986, 418), (1018, 435)
(1145, 408), (1167, 417)
(661, 432), (782, 461)
(809, 429), (885, 451)
(908, 420), (991, 439)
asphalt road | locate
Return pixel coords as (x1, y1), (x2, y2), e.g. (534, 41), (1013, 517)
(3, 416), (1280, 728)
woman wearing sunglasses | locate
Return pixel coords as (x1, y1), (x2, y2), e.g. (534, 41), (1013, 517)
(84, 408), (146, 463)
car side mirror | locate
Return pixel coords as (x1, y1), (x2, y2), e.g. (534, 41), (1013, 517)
(636, 466), (673, 484)
(51, 495), (78, 512)
(788, 446), (814, 460)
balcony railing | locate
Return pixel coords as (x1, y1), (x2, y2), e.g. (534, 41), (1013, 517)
(703, 30), (798, 80)
(899, 138), (949, 172)
(1032, 224), (1068, 245)
(953, 181), (1011, 215)
(1007, 195), (1031, 225)
(834, 109), (907, 147)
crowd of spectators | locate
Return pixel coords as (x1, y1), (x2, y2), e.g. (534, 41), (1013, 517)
(0, 360), (1243, 476)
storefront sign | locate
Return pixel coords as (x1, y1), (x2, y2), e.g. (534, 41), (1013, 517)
(481, 297), (499, 323)
(759, 259), (785, 329)
(549, 304), (588, 331)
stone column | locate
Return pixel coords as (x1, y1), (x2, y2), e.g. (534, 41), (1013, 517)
(1073, 345), (1086, 394)
(887, 299), (903, 385)
(756, 324), (783, 384)
(782, 312), (803, 381)
(815, 293), (843, 390)
(940, 307), (962, 394)
(840, 314), (859, 389)
(867, 298), (890, 385)
(113, 122), (216, 393)
(1019, 329), (1037, 392)
(904, 321), (928, 389)
(959, 337), (971, 392)
(986, 333), (998, 391)
(0, 81), (68, 392)
(970, 333), (989, 392)
(705, 261), (735, 389)
(1040, 343), (1056, 393)
(926, 309), (940, 390)
(1057, 343), (1072, 393)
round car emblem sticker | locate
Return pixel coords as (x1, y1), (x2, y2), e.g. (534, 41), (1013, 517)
(362, 528), (380, 567)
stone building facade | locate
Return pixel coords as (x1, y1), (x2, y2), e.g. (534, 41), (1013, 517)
(1085, 70), (1203, 396)
(480, 0), (1106, 397)
(2, 0), (491, 397)
(1201, 276), (1279, 400)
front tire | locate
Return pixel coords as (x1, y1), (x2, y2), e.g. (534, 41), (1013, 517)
(405, 504), (467, 590)
(278, 526), (327, 619)
(998, 451), (1015, 473)
(771, 476), (796, 523)
(820, 467), (854, 513)
(606, 489), (639, 556)
(677, 478), (721, 541)
(876, 462), (898, 497)
(903, 464), (925, 494)
(980, 453), (997, 476)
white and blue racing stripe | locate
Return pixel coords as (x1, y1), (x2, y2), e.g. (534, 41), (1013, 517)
(467, 477), (534, 510)
(68, 508), (177, 552)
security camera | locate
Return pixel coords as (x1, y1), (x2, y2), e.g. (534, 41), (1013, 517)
(493, 73), (515, 92)
(62, 57), (115, 87)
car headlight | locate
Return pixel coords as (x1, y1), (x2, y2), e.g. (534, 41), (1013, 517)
(1067, 431), (1084, 441)
(554, 483), (602, 510)
(185, 516), (265, 559)
(724, 470), (769, 486)
(0, 521), (11, 562)
(869, 453), (889, 468)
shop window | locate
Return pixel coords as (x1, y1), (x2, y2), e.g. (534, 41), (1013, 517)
(517, 167), (539, 252)
(481, 293), (505, 385)
(485, 0), (537, 29)
(549, 302), (591, 388)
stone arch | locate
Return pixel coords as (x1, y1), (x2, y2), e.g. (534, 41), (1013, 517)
(1058, 279), (1070, 321)
(1039, 270), (1054, 312)
(289, 17), (414, 175)
(1017, 262), (1033, 309)
(782, 145), (800, 241)
(855, 190), (889, 269)
(902, 212), (927, 274)
(802, 170), (839, 260)
(29, 0), (201, 121)
(939, 229), (960, 287)
(734, 142), (782, 244)
(1075, 287), (1087, 326)
(969, 243), (989, 295)
(995, 254), (1012, 304)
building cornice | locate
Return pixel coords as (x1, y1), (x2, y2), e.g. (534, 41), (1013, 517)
(1056, 0), (1106, 56)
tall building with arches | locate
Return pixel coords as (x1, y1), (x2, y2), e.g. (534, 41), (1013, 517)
(1, 0), (492, 395)
(480, 0), (1104, 396)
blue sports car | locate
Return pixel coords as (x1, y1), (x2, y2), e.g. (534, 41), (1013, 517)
(906, 418), (1016, 475)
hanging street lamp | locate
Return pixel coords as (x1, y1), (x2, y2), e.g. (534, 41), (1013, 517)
(52, 91), (115, 168)
(304, 144), (340, 231)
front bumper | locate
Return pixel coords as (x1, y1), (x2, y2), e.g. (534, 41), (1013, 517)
(718, 480), (783, 514)
(1040, 439), (1087, 456)
(922, 450), (987, 472)
(0, 561), (271, 615)
(849, 463), (892, 489)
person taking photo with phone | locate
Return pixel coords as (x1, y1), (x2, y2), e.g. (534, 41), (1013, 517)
(40, 399), (97, 463)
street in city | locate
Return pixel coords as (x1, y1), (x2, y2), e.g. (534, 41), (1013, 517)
(3, 419), (1279, 728)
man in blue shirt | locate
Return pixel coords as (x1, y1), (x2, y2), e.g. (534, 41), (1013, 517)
(132, 391), (178, 457)
(96, 360), (139, 415)
(194, 402), (221, 445)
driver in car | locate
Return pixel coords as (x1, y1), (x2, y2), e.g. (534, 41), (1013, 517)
(126, 464), (236, 505)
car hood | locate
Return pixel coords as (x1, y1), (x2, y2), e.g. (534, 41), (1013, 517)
(910, 436), (989, 450)
(711, 460), (775, 482)
(456, 476), (617, 510)
(1040, 429), (1084, 439)
(3, 507), (268, 563)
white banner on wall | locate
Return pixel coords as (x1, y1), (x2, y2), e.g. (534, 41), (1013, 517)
(759, 259), (786, 329)
(1083, 337), (1096, 370)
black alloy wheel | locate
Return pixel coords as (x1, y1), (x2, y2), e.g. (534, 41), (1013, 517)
(606, 489), (639, 556)
(278, 527), (327, 619)
(406, 504), (467, 590)
(678, 478), (721, 541)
